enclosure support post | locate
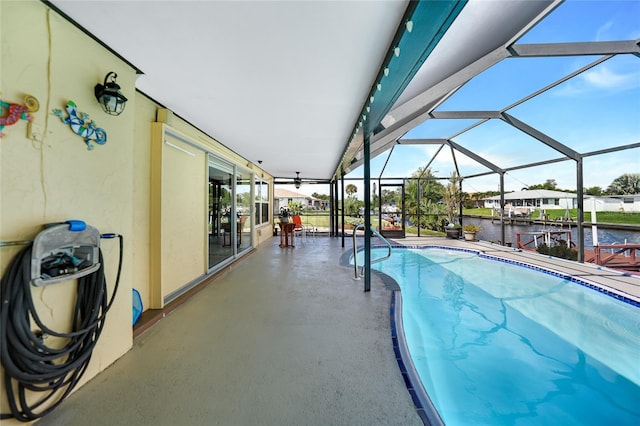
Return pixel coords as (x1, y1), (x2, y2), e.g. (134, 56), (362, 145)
(334, 179), (339, 237)
(417, 179), (421, 237)
(329, 180), (335, 237)
(576, 157), (585, 262)
(341, 170), (345, 247)
(364, 134), (372, 292)
(500, 172), (506, 246)
(458, 178), (463, 227)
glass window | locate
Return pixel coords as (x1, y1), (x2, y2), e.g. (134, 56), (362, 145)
(255, 178), (270, 225)
(236, 170), (252, 253)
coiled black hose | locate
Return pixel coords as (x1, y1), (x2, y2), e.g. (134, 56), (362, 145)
(0, 235), (122, 422)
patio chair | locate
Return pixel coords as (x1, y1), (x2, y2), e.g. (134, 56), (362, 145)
(292, 215), (314, 241)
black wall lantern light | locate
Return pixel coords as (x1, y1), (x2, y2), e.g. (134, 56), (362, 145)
(294, 171), (302, 189)
(94, 72), (127, 115)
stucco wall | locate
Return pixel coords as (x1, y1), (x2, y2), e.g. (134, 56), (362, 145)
(132, 93), (157, 312)
(1, 1), (135, 422)
(159, 129), (208, 301)
(1, 2), (274, 422)
(151, 111), (275, 250)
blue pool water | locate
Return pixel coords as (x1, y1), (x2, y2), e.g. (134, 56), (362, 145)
(366, 247), (640, 425)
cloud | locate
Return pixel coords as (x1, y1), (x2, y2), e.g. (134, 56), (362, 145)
(595, 20), (614, 41)
(580, 65), (639, 90)
(552, 62), (640, 96)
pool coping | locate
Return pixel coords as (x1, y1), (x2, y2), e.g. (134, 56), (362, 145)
(401, 244), (640, 308)
(392, 239), (640, 306)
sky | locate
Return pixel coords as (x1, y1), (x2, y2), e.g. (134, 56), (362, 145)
(285, 0), (639, 200)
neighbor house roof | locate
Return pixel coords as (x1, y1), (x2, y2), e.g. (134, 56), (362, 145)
(274, 189), (318, 200)
(484, 189), (577, 201)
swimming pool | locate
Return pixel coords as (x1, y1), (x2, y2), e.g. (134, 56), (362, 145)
(365, 246), (640, 425)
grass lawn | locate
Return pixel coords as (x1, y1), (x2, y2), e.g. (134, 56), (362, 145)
(298, 209), (640, 230)
(301, 212), (370, 228)
(463, 208), (640, 225)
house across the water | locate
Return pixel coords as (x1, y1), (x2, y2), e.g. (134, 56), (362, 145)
(483, 190), (577, 212)
(274, 189), (327, 211)
(483, 190), (640, 213)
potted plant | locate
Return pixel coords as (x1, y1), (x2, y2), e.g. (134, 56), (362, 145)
(445, 222), (462, 239)
(279, 206), (291, 223)
(288, 201), (304, 216)
(462, 223), (481, 241)
(442, 172), (462, 239)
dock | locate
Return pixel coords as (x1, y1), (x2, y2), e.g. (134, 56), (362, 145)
(586, 244), (640, 273)
(516, 230), (640, 274)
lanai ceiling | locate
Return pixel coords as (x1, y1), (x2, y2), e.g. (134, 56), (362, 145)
(46, 0), (638, 186)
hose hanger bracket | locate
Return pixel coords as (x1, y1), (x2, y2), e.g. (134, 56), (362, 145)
(1, 220), (123, 421)
(31, 221), (101, 286)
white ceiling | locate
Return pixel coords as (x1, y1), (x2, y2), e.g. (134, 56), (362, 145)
(48, 0), (559, 182)
(49, 0), (408, 181)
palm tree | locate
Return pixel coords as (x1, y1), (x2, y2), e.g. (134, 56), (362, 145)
(442, 172), (462, 226)
(469, 191), (486, 208)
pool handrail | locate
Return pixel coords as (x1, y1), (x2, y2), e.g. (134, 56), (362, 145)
(352, 224), (392, 280)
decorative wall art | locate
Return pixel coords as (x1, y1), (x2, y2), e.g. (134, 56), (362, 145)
(0, 95), (39, 137)
(52, 100), (107, 150)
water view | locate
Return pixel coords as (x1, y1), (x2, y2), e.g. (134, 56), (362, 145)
(464, 219), (640, 251)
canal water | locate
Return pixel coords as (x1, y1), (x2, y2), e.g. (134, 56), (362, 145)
(465, 218), (640, 250)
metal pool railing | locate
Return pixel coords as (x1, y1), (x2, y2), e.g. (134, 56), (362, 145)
(352, 224), (392, 280)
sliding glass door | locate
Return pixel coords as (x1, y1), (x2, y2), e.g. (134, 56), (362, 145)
(236, 170), (252, 253)
(208, 155), (253, 270)
(208, 157), (234, 269)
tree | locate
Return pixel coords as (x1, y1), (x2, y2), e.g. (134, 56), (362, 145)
(606, 173), (640, 195)
(527, 179), (558, 190)
(584, 186), (603, 196)
(404, 167), (445, 230)
(380, 188), (401, 207)
(468, 191), (488, 208)
(344, 196), (361, 216)
(407, 168), (443, 202)
(460, 190), (470, 209)
(372, 191), (379, 210)
(343, 183), (361, 216)
(311, 192), (330, 201)
(442, 172), (462, 225)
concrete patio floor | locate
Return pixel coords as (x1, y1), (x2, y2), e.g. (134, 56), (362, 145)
(34, 233), (639, 426)
(36, 235), (423, 426)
